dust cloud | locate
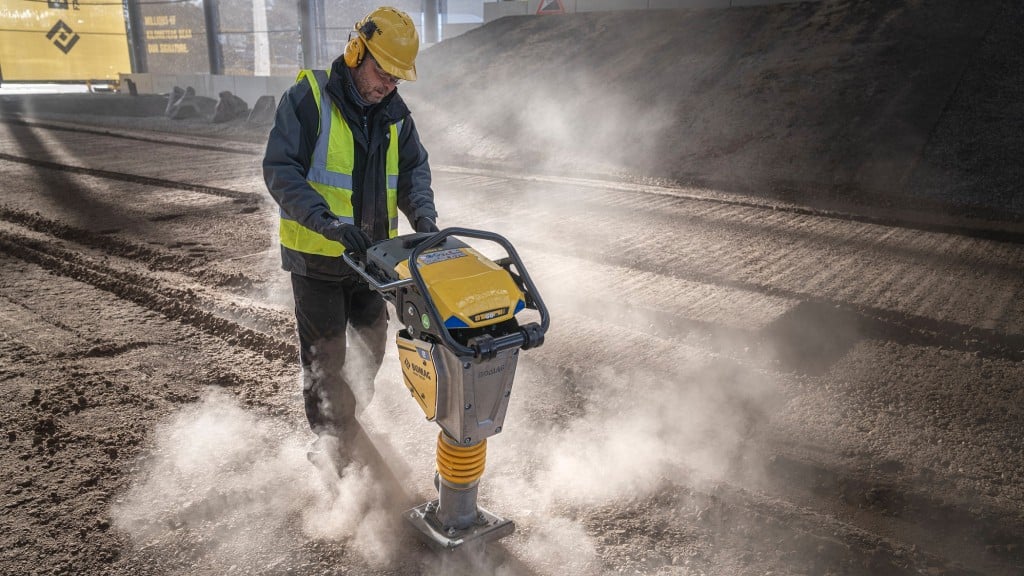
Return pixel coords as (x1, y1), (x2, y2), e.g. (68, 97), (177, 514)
(530, 364), (769, 501)
(479, 355), (778, 573)
(408, 65), (679, 181)
(110, 390), (399, 573)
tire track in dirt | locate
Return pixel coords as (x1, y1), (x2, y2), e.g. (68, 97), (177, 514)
(508, 236), (1024, 364)
(0, 204), (256, 290)
(579, 477), (991, 576)
(761, 453), (1024, 574)
(0, 228), (292, 362)
(0, 152), (257, 203)
(0, 117), (260, 156)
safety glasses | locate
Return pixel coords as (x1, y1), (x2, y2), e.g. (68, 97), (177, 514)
(370, 57), (403, 86)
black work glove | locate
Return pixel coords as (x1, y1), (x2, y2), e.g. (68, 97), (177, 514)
(321, 217), (371, 254)
(415, 217), (439, 234)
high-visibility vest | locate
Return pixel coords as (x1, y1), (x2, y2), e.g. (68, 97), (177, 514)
(279, 69), (401, 256)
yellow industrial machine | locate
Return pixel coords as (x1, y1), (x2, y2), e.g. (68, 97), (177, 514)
(345, 228), (549, 550)
(0, 0), (130, 83)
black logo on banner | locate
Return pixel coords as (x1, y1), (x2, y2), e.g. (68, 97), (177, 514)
(47, 20), (80, 54)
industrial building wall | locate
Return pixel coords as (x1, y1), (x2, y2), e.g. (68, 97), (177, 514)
(136, 0), (425, 77)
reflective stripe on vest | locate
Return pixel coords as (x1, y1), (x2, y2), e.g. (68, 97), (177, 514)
(278, 69), (401, 257)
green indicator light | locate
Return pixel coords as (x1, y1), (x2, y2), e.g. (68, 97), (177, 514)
(421, 313), (431, 329)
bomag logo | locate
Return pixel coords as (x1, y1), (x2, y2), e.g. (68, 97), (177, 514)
(477, 364), (505, 378)
(404, 358), (432, 380)
(471, 307), (508, 323)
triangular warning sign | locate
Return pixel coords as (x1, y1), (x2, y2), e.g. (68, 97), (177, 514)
(536, 0), (565, 15)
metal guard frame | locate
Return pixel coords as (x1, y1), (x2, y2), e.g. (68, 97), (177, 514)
(345, 228), (550, 359)
(409, 227), (550, 358)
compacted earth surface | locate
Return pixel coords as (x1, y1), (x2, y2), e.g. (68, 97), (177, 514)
(1, 1), (1022, 575)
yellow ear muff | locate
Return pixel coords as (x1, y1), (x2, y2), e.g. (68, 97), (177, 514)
(343, 36), (365, 68)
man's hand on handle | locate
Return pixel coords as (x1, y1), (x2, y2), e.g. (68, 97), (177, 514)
(322, 217), (371, 254)
(415, 217), (439, 234)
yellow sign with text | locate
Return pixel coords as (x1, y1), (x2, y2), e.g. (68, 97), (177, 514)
(0, 0), (130, 81)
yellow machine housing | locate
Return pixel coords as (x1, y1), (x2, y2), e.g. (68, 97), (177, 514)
(397, 337), (438, 420)
(396, 329), (520, 444)
(394, 246), (525, 331)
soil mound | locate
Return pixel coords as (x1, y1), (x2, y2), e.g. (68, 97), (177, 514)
(408, 0), (1023, 221)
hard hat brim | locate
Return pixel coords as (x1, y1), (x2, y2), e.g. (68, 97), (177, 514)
(368, 47), (418, 82)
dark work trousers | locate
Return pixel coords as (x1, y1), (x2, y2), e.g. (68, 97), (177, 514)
(291, 273), (388, 442)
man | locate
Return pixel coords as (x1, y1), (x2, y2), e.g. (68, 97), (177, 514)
(263, 6), (438, 469)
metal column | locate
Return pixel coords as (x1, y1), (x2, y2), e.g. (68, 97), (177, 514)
(124, 0), (148, 73)
(423, 0), (439, 44)
(202, 0), (224, 75)
(252, 0), (271, 76)
(299, 0), (327, 69)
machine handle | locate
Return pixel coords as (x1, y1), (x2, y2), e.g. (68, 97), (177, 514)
(342, 251), (414, 293)
(470, 322), (546, 359)
(408, 228), (550, 359)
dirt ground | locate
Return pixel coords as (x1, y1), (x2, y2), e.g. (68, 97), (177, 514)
(1, 1), (1023, 575)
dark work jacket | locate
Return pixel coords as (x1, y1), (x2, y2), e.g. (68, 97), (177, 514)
(263, 59), (437, 280)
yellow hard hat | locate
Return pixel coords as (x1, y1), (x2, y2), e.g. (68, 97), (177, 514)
(343, 6), (419, 82)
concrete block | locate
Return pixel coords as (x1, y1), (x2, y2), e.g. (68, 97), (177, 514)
(165, 86), (184, 116)
(212, 91), (249, 123)
(247, 95), (277, 125)
(484, 1), (529, 21)
(166, 86), (216, 119)
(117, 73), (294, 107)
